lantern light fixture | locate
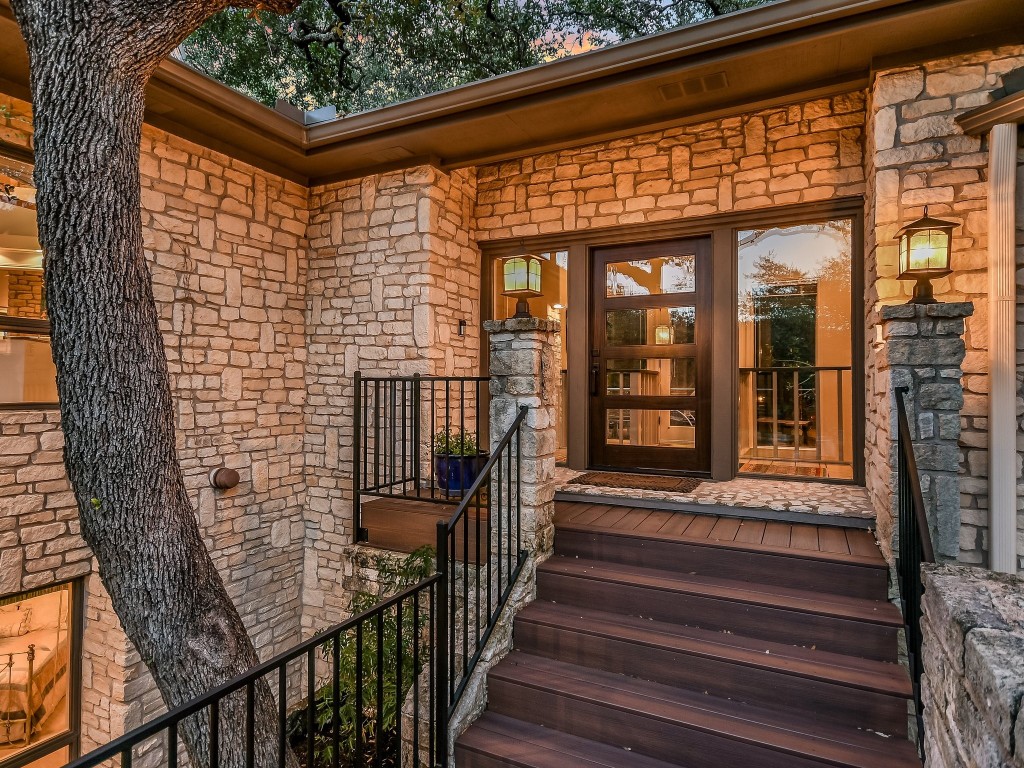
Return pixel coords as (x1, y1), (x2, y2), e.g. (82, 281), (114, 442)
(654, 324), (672, 345)
(895, 207), (957, 305)
(502, 254), (543, 318)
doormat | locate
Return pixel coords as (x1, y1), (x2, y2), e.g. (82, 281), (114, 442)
(569, 472), (703, 493)
(741, 463), (826, 478)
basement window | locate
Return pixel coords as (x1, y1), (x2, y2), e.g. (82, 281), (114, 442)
(0, 580), (82, 768)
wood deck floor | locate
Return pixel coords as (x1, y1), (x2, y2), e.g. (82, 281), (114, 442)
(360, 496), (883, 565)
(554, 500), (881, 561)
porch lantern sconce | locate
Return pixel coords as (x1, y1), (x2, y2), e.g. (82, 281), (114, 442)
(896, 207), (956, 305)
(502, 255), (543, 318)
(655, 324), (672, 345)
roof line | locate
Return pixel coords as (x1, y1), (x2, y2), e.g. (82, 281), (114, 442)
(957, 90), (1024, 134)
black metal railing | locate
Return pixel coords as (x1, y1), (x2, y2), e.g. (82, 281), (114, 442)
(353, 373), (488, 540)
(66, 577), (442, 768)
(738, 365), (853, 469)
(435, 406), (528, 760)
(894, 386), (935, 754)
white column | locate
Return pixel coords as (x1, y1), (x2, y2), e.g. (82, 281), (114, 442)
(987, 122), (1018, 574)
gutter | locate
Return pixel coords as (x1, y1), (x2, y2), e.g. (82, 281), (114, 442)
(305, 0), (930, 146)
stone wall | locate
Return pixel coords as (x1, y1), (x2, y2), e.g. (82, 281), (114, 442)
(0, 90), (312, 753)
(474, 93), (866, 240)
(921, 564), (1024, 767)
(863, 46), (1024, 571)
(2, 269), (45, 317)
(302, 165), (481, 634)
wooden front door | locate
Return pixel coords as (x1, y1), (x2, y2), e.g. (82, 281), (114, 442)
(589, 238), (712, 474)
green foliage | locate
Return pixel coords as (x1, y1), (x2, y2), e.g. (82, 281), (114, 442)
(179, 0), (770, 114)
(288, 547), (434, 767)
(432, 428), (478, 456)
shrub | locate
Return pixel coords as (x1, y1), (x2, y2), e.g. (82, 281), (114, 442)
(289, 546), (435, 767)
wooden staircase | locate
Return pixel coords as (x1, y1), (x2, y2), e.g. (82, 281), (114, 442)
(455, 501), (921, 768)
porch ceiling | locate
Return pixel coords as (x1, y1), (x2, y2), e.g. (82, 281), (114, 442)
(0, 0), (1021, 186)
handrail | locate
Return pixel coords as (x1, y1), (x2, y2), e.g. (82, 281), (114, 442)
(353, 371), (489, 541)
(435, 405), (529, 764)
(894, 385), (935, 756)
(67, 575), (442, 768)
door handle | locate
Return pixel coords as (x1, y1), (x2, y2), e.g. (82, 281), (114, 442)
(591, 364), (600, 396)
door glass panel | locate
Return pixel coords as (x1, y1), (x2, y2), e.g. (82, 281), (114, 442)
(606, 358), (695, 396)
(606, 255), (696, 297)
(605, 307), (695, 346)
(605, 408), (696, 448)
(737, 220), (854, 480)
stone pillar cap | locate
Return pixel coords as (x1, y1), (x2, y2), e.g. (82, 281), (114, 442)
(483, 318), (561, 333)
(880, 301), (974, 321)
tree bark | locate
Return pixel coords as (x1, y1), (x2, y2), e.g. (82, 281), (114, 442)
(9, 1), (297, 766)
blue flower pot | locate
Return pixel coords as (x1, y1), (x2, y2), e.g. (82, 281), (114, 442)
(434, 452), (489, 496)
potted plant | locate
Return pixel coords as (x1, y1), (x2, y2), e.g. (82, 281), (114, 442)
(433, 428), (487, 495)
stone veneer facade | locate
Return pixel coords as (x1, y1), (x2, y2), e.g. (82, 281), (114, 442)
(1, 92), (311, 750)
(2, 39), (1024, 761)
(863, 46), (1024, 571)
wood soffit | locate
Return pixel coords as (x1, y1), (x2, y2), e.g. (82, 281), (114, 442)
(1, 0), (1022, 186)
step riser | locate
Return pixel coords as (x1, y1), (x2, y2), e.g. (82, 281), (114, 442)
(555, 529), (888, 601)
(536, 571), (898, 662)
(515, 620), (908, 736)
(488, 677), (847, 768)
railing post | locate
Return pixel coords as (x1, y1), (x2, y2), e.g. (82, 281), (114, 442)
(435, 520), (449, 767)
(413, 373), (422, 495)
(353, 371), (368, 542)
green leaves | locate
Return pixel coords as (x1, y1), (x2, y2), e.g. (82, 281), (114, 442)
(432, 427), (479, 456)
(179, 0), (769, 114)
(288, 547), (435, 767)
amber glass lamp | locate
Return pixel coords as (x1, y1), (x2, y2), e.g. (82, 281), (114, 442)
(502, 255), (543, 318)
(896, 208), (956, 305)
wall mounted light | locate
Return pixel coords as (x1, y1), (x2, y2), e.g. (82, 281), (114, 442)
(896, 207), (956, 305)
(655, 324), (672, 345)
(209, 467), (240, 490)
(502, 255), (542, 318)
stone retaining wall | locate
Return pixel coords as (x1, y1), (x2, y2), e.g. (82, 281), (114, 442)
(921, 564), (1024, 767)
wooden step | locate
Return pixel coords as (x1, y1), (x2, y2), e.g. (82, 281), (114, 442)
(514, 601), (911, 735)
(457, 713), (683, 768)
(536, 556), (902, 661)
(554, 522), (888, 601)
(486, 653), (921, 768)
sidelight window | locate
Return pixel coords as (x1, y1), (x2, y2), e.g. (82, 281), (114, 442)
(737, 220), (854, 480)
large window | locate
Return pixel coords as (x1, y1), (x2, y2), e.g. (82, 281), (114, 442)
(0, 581), (81, 768)
(737, 220), (854, 480)
(1, 155), (56, 408)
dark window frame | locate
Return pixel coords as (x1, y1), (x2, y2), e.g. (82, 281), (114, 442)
(0, 576), (85, 768)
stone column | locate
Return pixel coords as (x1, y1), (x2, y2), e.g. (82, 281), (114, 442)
(483, 317), (561, 559)
(877, 302), (973, 562)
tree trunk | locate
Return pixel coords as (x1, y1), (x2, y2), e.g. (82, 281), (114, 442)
(9, 2), (298, 767)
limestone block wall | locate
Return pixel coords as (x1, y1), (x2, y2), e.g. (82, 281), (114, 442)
(474, 93), (866, 240)
(302, 165), (481, 634)
(0, 89), (312, 753)
(920, 564), (1024, 767)
(863, 46), (1024, 571)
(2, 269), (45, 317)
